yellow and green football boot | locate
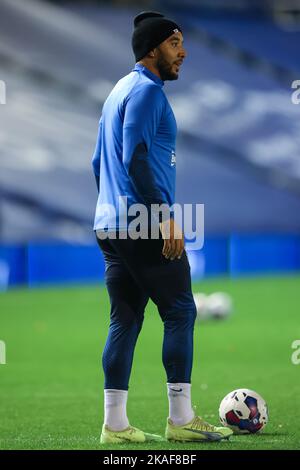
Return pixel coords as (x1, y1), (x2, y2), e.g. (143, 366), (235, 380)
(100, 424), (164, 444)
(166, 415), (233, 442)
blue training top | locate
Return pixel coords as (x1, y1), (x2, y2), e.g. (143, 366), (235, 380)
(92, 63), (177, 231)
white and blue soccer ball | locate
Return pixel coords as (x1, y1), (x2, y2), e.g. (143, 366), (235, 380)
(193, 293), (210, 321)
(194, 291), (233, 321)
(206, 292), (233, 319)
(219, 388), (269, 434)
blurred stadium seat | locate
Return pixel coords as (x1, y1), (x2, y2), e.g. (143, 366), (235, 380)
(0, 0), (300, 286)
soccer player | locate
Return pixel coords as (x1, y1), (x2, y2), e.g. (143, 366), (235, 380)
(92, 11), (232, 443)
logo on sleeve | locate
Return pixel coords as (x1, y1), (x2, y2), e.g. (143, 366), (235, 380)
(171, 151), (176, 167)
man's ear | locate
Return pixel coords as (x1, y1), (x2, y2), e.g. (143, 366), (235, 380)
(149, 50), (155, 57)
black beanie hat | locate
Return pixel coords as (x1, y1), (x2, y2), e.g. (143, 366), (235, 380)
(132, 11), (182, 62)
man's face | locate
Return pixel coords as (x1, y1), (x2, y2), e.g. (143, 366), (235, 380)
(155, 32), (186, 81)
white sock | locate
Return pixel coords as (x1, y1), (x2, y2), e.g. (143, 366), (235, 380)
(104, 389), (129, 431)
(167, 383), (195, 426)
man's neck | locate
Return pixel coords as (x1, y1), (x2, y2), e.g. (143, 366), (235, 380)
(138, 60), (161, 80)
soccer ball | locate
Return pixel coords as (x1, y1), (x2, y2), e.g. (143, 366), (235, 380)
(219, 389), (268, 434)
(194, 291), (233, 321)
(193, 293), (210, 321)
(206, 292), (232, 319)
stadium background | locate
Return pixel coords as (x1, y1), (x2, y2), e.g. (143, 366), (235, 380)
(0, 0), (300, 450)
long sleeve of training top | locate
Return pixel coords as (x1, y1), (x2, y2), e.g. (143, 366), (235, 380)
(93, 63), (177, 231)
(123, 85), (169, 211)
(92, 117), (102, 192)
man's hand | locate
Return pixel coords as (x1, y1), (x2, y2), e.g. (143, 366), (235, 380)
(159, 218), (184, 260)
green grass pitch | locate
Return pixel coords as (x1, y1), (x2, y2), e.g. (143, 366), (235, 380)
(0, 275), (300, 450)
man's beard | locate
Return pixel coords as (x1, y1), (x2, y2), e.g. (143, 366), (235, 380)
(156, 53), (178, 81)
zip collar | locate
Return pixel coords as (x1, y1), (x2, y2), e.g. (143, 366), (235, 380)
(133, 63), (164, 87)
